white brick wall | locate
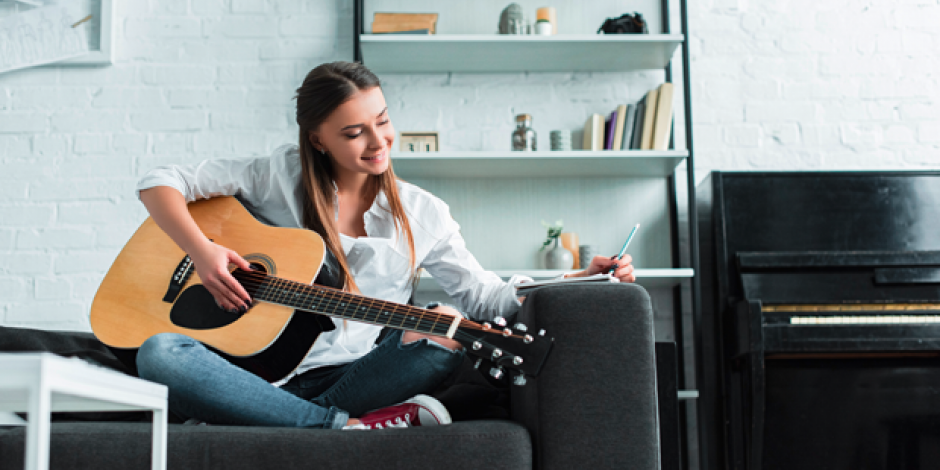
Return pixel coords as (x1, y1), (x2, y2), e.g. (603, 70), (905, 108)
(0, 1), (344, 330)
(1, 0), (938, 330)
(689, 0), (940, 174)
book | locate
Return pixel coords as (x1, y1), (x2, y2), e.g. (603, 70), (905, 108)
(639, 87), (659, 150)
(373, 28), (431, 35)
(630, 96), (647, 150)
(620, 104), (637, 150)
(604, 111), (617, 150)
(372, 13), (438, 34)
(651, 83), (675, 151)
(582, 113), (604, 151)
(514, 273), (619, 295)
(612, 104), (628, 150)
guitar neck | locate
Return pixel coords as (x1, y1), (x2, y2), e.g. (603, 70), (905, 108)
(233, 270), (459, 338)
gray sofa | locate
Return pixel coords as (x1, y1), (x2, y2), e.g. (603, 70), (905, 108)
(0, 283), (660, 469)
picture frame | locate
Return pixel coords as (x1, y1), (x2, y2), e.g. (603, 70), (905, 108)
(0, 0), (114, 67)
(61, 0), (114, 65)
(399, 132), (439, 152)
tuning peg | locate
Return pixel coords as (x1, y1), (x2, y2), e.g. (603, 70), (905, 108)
(523, 334), (534, 344)
(539, 329), (546, 336)
(491, 348), (503, 360)
(489, 367), (505, 380)
(502, 328), (513, 337)
(513, 323), (528, 332)
(494, 316), (507, 327)
(472, 341), (482, 351)
(513, 375), (527, 387)
(473, 358), (483, 369)
(513, 356), (524, 366)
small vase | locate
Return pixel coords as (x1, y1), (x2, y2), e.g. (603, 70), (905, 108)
(543, 237), (574, 270)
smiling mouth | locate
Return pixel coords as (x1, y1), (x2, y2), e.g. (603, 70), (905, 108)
(362, 152), (386, 162)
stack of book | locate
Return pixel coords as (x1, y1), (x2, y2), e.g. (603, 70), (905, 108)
(582, 82), (674, 151)
(372, 13), (438, 34)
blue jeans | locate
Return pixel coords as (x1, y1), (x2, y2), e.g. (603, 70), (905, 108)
(136, 329), (464, 429)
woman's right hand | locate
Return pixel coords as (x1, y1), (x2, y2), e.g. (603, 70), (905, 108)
(188, 240), (254, 313)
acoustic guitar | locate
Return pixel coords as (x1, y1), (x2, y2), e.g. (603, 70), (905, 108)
(90, 196), (552, 384)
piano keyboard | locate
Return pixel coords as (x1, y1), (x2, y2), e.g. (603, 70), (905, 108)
(764, 303), (940, 313)
(762, 304), (940, 325)
(790, 315), (940, 325)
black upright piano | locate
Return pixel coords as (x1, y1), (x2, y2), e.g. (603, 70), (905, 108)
(697, 172), (940, 470)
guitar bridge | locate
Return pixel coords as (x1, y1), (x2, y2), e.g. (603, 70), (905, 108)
(163, 254), (195, 303)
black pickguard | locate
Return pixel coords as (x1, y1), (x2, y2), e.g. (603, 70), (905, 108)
(170, 286), (242, 330)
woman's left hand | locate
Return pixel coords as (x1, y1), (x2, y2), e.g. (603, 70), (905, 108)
(579, 254), (636, 283)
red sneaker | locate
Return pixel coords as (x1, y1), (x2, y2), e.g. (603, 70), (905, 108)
(344, 394), (451, 430)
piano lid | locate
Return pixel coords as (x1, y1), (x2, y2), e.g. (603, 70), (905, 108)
(737, 250), (940, 304)
(705, 172), (940, 305)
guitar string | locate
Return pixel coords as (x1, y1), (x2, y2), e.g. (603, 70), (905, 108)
(233, 269), (452, 329)
(249, 278), (525, 367)
(251, 274), (528, 367)
(231, 271), (479, 335)
(230, 271), (517, 336)
(226, 274), (536, 370)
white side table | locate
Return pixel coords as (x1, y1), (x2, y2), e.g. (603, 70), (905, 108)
(0, 353), (168, 470)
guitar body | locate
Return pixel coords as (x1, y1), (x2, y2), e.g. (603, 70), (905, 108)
(90, 196), (333, 382)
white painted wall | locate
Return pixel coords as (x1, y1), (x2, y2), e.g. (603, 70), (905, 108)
(1, 0), (938, 331)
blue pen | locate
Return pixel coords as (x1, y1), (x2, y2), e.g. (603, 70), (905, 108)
(608, 224), (640, 274)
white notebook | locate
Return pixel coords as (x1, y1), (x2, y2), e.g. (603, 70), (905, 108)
(514, 273), (619, 295)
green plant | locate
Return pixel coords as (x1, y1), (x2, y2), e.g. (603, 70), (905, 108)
(540, 219), (563, 251)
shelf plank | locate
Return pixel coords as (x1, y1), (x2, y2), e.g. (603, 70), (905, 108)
(416, 268), (693, 291)
(361, 34), (684, 73)
(392, 150), (688, 178)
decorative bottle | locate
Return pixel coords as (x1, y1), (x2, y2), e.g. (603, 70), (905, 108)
(512, 114), (537, 151)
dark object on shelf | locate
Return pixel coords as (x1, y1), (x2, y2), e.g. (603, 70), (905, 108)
(698, 171), (940, 470)
(597, 13), (648, 34)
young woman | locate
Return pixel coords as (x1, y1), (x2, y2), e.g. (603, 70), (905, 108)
(134, 61), (636, 430)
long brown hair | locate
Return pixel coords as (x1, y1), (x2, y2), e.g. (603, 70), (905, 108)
(294, 61), (415, 293)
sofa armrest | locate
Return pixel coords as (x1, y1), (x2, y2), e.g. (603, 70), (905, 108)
(511, 283), (659, 470)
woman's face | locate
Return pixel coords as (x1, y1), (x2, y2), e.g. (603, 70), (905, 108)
(311, 86), (395, 179)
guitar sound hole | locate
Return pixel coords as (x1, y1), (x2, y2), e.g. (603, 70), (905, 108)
(169, 285), (243, 330)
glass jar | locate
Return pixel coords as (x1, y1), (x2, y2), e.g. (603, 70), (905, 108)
(512, 113), (537, 151)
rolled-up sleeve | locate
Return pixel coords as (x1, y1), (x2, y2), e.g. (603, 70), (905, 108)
(136, 153), (277, 206)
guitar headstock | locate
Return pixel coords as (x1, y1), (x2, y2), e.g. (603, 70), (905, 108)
(454, 316), (554, 387)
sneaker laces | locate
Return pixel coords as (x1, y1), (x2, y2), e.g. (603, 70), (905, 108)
(342, 413), (412, 431)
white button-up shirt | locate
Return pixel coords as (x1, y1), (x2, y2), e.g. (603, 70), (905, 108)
(136, 144), (526, 380)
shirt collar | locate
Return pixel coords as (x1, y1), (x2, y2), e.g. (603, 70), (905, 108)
(332, 179), (389, 237)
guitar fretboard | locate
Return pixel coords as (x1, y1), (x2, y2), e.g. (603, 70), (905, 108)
(233, 271), (456, 337)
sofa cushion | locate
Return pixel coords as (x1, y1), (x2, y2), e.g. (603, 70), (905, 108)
(0, 420), (531, 470)
(513, 283), (659, 470)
